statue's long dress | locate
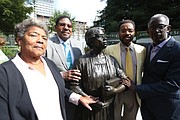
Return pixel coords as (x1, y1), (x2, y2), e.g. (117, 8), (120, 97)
(73, 51), (122, 120)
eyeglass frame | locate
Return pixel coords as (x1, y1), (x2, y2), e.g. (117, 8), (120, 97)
(89, 34), (107, 40)
(148, 24), (169, 31)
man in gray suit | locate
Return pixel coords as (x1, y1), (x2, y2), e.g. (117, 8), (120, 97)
(46, 15), (82, 81)
(46, 15), (82, 120)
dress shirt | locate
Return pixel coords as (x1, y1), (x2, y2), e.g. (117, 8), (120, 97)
(150, 36), (171, 61)
(11, 54), (81, 120)
(12, 54), (63, 120)
(120, 42), (137, 83)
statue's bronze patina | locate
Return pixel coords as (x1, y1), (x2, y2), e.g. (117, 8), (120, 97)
(70, 27), (127, 120)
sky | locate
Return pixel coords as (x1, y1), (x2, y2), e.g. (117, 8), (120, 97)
(54, 0), (107, 26)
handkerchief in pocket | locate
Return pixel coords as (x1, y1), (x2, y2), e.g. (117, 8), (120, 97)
(157, 59), (169, 63)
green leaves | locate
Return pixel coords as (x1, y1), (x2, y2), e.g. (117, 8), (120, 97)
(0, 0), (33, 35)
(96, 0), (180, 32)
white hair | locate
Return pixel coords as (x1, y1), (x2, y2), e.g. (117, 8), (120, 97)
(148, 14), (169, 28)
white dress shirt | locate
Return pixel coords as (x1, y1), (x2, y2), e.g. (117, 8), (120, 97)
(12, 53), (82, 119)
(12, 54), (63, 120)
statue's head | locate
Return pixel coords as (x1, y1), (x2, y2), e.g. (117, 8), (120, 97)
(85, 27), (107, 51)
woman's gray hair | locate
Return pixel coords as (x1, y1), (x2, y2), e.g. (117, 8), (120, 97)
(14, 18), (48, 39)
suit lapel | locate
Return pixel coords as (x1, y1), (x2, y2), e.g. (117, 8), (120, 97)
(150, 38), (174, 65)
(133, 43), (145, 84)
(114, 43), (122, 67)
(52, 36), (68, 69)
(146, 43), (152, 62)
(104, 43), (121, 67)
(134, 44), (140, 84)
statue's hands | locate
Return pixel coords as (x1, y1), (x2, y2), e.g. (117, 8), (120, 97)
(104, 85), (116, 95)
(121, 78), (136, 91)
(88, 97), (109, 109)
(61, 69), (81, 81)
(79, 96), (98, 111)
(103, 84), (126, 95)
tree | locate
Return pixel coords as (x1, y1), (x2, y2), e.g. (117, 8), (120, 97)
(0, 0), (33, 35)
(96, 0), (180, 32)
(48, 10), (75, 33)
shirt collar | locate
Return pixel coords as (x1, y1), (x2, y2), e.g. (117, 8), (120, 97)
(12, 53), (45, 70)
(120, 42), (134, 51)
(151, 36), (171, 49)
(56, 35), (70, 45)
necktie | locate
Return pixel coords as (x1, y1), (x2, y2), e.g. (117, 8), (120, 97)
(63, 42), (73, 69)
(125, 47), (133, 80)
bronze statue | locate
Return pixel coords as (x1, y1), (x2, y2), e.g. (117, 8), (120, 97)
(70, 27), (128, 120)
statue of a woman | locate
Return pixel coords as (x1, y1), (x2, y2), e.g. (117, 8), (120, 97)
(70, 27), (128, 120)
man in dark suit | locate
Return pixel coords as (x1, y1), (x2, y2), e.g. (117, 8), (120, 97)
(122, 14), (180, 120)
(46, 15), (82, 120)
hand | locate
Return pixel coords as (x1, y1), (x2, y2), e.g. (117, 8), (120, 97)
(102, 85), (116, 96)
(103, 84), (126, 95)
(121, 78), (136, 91)
(61, 69), (81, 81)
(79, 96), (98, 111)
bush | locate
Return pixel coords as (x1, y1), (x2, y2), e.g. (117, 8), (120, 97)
(1, 46), (19, 59)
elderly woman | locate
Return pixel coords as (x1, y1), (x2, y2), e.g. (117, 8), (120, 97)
(70, 27), (128, 120)
(0, 18), (96, 120)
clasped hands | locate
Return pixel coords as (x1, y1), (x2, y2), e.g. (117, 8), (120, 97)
(121, 77), (136, 91)
(61, 70), (98, 111)
(103, 77), (136, 95)
(78, 78), (136, 111)
(103, 84), (125, 95)
(61, 69), (81, 81)
(61, 70), (136, 110)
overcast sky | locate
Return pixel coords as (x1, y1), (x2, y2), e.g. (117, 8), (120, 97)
(54, 0), (107, 26)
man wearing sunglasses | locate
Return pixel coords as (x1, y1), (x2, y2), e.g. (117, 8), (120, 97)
(123, 14), (180, 120)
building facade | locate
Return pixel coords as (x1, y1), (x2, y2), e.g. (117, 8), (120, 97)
(25, 0), (87, 53)
(26, 0), (54, 23)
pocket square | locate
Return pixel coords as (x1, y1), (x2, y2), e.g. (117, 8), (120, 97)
(157, 60), (169, 63)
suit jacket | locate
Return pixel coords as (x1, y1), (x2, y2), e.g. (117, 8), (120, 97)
(46, 35), (82, 120)
(46, 35), (82, 71)
(0, 57), (72, 120)
(104, 42), (146, 105)
(136, 37), (180, 119)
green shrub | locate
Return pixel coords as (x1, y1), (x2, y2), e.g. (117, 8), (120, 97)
(1, 46), (19, 59)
